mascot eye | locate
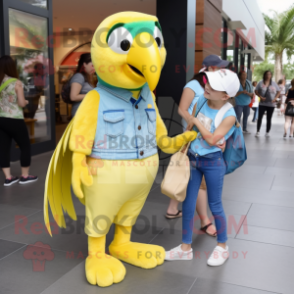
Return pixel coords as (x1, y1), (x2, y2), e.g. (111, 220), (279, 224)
(155, 37), (161, 47)
(120, 40), (131, 51)
(153, 27), (163, 49)
(108, 27), (133, 55)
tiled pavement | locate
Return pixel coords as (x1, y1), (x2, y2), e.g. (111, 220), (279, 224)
(0, 112), (294, 294)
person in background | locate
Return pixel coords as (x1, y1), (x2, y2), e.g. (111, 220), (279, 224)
(33, 63), (50, 136)
(255, 71), (281, 137)
(165, 69), (239, 266)
(283, 79), (294, 138)
(278, 79), (287, 116)
(70, 53), (95, 116)
(0, 55), (38, 186)
(234, 71), (254, 133)
(251, 81), (259, 122)
(165, 55), (230, 237)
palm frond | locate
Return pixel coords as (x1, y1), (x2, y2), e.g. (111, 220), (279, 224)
(278, 6), (294, 45)
(263, 14), (275, 33)
(286, 48), (294, 62)
(264, 6), (294, 55)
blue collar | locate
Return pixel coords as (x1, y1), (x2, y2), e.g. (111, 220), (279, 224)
(96, 82), (150, 103)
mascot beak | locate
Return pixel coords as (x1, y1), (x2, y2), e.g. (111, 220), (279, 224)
(127, 32), (162, 91)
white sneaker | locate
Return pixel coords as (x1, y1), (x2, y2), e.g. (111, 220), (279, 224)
(242, 130), (251, 134)
(165, 244), (193, 261)
(265, 132), (270, 137)
(207, 245), (229, 266)
(255, 132), (260, 137)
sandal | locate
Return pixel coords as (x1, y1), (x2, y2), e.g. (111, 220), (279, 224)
(200, 223), (217, 237)
(165, 210), (182, 219)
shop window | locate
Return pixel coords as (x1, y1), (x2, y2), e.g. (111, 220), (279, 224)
(17, 0), (47, 9)
(226, 29), (234, 70)
(9, 8), (51, 143)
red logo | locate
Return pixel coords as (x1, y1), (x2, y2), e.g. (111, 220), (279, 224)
(23, 242), (55, 272)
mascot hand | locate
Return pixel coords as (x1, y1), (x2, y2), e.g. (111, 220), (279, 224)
(183, 130), (197, 143)
(72, 152), (93, 199)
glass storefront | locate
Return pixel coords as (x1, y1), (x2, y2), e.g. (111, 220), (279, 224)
(0, 0), (55, 160)
(222, 19), (253, 74)
(17, 0), (47, 9)
(9, 8), (51, 143)
(226, 29), (234, 63)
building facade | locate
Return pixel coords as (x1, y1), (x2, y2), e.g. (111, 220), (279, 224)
(0, 0), (264, 161)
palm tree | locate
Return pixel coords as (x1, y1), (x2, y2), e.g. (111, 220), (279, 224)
(264, 5), (294, 82)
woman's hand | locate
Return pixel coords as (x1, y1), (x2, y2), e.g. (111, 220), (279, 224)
(216, 139), (226, 149)
(260, 97), (266, 102)
(185, 115), (195, 131)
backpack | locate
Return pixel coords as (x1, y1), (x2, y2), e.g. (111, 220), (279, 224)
(194, 98), (247, 175)
(61, 79), (73, 104)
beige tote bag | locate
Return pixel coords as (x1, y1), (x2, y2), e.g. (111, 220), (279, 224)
(161, 142), (191, 202)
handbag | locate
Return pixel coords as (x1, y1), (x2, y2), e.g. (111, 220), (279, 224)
(160, 141), (191, 202)
(249, 94), (255, 108)
(160, 98), (206, 202)
(285, 102), (294, 116)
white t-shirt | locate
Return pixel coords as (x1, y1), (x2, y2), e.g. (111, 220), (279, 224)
(252, 86), (259, 108)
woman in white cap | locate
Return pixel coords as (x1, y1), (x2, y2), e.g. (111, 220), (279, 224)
(165, 55), (230, 238)
(165, 69), (240, 267)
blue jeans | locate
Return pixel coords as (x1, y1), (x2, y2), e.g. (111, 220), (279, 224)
(234, 105), (250, 130)
(182, 151), (227, 244)
(252, 107), (258, 122)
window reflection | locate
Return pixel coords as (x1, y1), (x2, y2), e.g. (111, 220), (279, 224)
(9, 8), (51, 143)
(18, 0), (47, 9)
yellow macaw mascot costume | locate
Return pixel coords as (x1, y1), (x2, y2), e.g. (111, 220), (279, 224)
(44, 11), (196, 287)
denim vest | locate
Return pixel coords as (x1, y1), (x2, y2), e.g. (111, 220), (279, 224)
(90, 83), (158, 160)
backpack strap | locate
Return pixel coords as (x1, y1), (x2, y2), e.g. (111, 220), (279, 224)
(191, 97), (207, 132)
(0, 78), (17, 93)
(214, 102), (233, 128)
(193, 97), (207, 118)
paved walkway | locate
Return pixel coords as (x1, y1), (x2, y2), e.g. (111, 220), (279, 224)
(0, 111), (293, 294)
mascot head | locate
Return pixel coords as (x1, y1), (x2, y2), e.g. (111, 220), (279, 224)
(91, 11), (167, 91)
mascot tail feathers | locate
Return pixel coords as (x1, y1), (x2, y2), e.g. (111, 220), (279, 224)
(44, 118), (77, 236)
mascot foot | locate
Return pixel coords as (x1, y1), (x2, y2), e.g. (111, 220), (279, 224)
(85, 254), (126, 287)
(109, 242), (165, 269)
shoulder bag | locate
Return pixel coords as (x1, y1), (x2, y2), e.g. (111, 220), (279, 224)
(160, 99), (206, 202)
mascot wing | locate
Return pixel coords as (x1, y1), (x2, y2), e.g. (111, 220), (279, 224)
(44, 90), (100, 236)
(44, 119), (79, 235)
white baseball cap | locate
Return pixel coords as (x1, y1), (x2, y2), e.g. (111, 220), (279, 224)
(205, 69), (240, 97)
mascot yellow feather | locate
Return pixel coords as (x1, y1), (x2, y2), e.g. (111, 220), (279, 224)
(44, 11), (197, 287)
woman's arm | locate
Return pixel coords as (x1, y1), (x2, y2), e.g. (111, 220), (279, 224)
(192, 115), (235, 146)
(178, 88), (196, 128)
(255, 90), (266, 102)
(235, 90), (245, 97)
(70, 83), (86, 102)
(272, 91), (281, 103)
(15, 81), (28, 108)
(244, 91), (254, 98)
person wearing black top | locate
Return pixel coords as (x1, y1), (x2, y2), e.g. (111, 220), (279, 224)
(283, 79), (294, 138)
